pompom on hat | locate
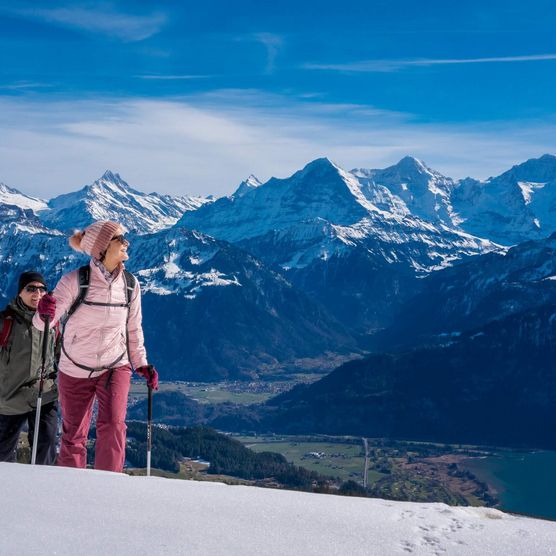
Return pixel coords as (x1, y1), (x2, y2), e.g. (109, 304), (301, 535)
(69, 221), (121, 260)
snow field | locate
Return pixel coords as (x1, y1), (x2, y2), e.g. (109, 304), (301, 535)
(1, 463), (555, 555)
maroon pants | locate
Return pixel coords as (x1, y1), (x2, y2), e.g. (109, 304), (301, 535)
(57, 367), (131, 472)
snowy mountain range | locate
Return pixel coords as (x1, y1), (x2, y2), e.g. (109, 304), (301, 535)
(1, 154), (555, 378)
(40, 170), (212, 233)
(451, 154), (556, 244)
(179, 157), (500, 330)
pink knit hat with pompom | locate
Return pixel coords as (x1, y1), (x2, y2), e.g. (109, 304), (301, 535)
(69, 221), (121, 260)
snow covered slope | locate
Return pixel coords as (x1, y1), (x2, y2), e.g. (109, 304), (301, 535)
(41, 170), (211, 233)
(0, 182), (48, 212)
(353, 156), (458, 226)
(452, 154), (556, 245)
(1, 464), (554, 555)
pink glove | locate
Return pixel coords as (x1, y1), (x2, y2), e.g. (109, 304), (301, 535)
(136, 365), (159, 390)
(37, 293), (56, 322)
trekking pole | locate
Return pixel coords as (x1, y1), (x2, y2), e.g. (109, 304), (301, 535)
(147, 385), (153, 476)
(31, 315), (51, 465)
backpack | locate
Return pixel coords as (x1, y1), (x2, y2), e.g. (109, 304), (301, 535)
(60, 265), (137, 375)
(0, 306), (60, 350)
(0, 307), (16, 350)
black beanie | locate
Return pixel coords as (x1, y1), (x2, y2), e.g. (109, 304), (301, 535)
(18, 271), (46, 293)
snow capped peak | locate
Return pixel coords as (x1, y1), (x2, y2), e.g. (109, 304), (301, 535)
(0, 182), (16, 194)
(232, 174), (263, 198)
(43, 173), (207, 233)
(300, 157), (339, 176)
(92, 170), (130, 193)
(498, 153), (556, 183)
(245, 174), (262, 187)
(451, 153), (556, 245)
(384, 156), (444, 181)
(0, 182), (49, 213)
(353, 156), (456, 225)
(100, 169), (121, 182)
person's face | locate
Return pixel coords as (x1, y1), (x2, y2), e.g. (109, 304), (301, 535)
(19, 281), (47, 309)
(104, 228), (130, 267)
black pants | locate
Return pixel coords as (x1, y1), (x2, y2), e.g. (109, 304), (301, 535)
(0, 402), (58, 465)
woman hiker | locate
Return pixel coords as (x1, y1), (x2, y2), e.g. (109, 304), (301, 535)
(0, 271), (58, 465)
(34, 221), (158, 473)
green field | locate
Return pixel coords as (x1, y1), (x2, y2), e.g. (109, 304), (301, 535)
(129, 381), (271, 404)
(236, 435), (385, 484)
(129, 375), (321, 406)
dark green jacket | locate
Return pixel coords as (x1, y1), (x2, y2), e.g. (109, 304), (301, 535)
(0, 298), (57, 415)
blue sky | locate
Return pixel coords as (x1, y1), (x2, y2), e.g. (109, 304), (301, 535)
(1, 0), (555, 197)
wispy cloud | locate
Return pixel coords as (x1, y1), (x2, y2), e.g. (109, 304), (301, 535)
(0, 81), (53, 90)
(254, 33), (283, 74)
(136, 75), (212, 80)
(305, 53), (556, 73)
(10, 4), (166, 42)
(235, 33), (283, 75)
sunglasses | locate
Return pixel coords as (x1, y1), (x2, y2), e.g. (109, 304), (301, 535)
(111, 234), (128, 244)
(25, 285), (47, 293)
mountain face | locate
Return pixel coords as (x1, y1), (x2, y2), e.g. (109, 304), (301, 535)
(215, 305), (556, 449)
(179, 158), (374, 242)
(128, 227), (357, 380)
(451, 154), (556, 244)
(237, 217), (496, 331)
(179, 157), (500, 331)
(40, 171), (211, 233)
(352, 156), (457, 226)
(0, 224), (81, 305)
(374, 233), (556, 351)
(0, 182), (48, 213)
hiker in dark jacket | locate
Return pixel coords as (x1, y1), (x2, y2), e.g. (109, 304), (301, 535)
(0, 271), (58, 464)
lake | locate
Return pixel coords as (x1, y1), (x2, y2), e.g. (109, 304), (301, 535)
(462, 450), (556, 521)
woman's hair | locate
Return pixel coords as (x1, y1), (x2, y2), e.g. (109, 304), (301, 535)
(69, 230), (86, 252)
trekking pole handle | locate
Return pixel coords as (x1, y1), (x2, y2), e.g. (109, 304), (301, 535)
(38, 315), (51, 388)
(41, 316), (51, 363)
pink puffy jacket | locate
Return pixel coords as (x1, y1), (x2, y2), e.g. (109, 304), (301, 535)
(33, 260), (148, 378)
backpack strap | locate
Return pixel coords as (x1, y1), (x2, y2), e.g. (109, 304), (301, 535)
(122, 270), (137, 372)
(65, 265), (90, 319)
(123, 270), (136, 306)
